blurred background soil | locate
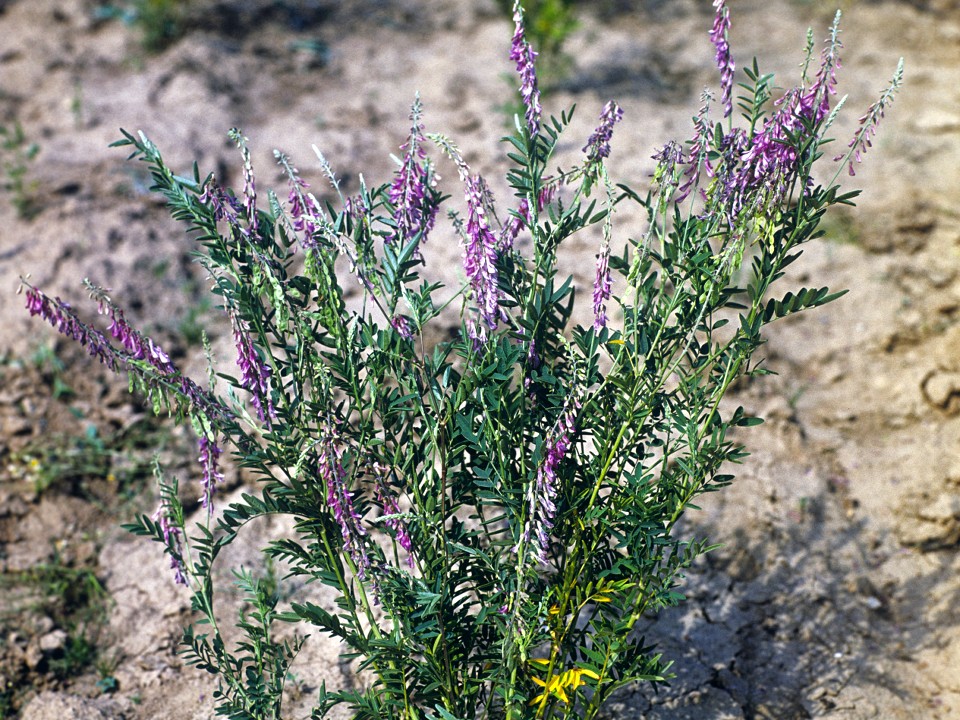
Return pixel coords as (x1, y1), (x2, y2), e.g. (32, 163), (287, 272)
(0, 0), (959, 717)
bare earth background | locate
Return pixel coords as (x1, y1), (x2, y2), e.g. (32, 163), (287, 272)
(1, 0), (959, 718)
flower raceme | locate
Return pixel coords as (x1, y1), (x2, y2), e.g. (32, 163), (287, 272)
(387, 94), (439, 250)
(710, 0), (735, 118)
(510, 0), (541, 136)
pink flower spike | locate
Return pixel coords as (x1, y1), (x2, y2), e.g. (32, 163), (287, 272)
(710, 0), (735, 118)
(583, 101), (624, 163)
(510, 3), (541, 137)
(462, 174), (502, 347)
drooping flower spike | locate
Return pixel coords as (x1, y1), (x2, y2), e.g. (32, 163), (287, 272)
(319, 426), (371, 579)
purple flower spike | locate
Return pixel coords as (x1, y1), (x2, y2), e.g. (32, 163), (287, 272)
(319, 430), (370, 578)
(462, 174), (503, 347)
(710, 0), (735, 118)
(288, 177), (322, 244)
(229, 129), (259, 238)
(153, 502), (188, 587)
(388, 96), (438, 251)
(26, 288), (119, 373)
(835, 59), (903, 177)
(199, 175), (241, 224)
(583, 101), (624, 163)
(24, 283), (233, 426)
(198, 433), (224, 514)
(231, 314), (276, 426)
(677, 94), (714, 203)
(510, 4), (541, 136)
(373, 463), (415, 568)
(526, 395), (582, 563)
(593, 244), (612, 330)
(103, 301), (176, 376)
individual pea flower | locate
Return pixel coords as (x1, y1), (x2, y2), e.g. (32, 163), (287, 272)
(583, 100), (624, 164)
(510, 0), (541, 136)
(231, 313), (276, 426)
(319, 428), (370, 578)
(390, 314), (414, 340)
(387, 95), (438, 252)
(710, 0), (735, 118)
(198, 432), (224, 514)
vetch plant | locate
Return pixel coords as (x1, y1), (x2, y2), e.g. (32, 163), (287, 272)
(21, 2), (901, 718)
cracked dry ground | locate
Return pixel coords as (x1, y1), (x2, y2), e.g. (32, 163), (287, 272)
(1, 0), (960, 718)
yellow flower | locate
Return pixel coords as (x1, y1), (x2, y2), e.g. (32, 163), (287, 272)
(528, 661), (600, 706)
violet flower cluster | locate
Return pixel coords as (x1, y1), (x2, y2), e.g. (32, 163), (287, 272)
(835, 58), (903, 176)
(372, 463), (415, 568)
(24, 283), (229, 424)
(231, 313), (276, 426)
(388, 96), (438, 251)
(99, 291), (176, 375)
(704, 24), (844, 232)
(154, 499), (188, 587)
(229, 128), (259, 238)
(287, 175), (322, 245)
(198, 433), (224, 514)
(710, 0), (735, 118)
(390, 314), (414, 340)
(199, 175), (242, 225)
(510, 3), (541, 137)
(525, 393), (582, 563)
(26, 286), (120, 373)
(674, 93), (712, 204)
(462, 173), (504, 346)
(319, 429), (370, 579)
(582, 101), (624, 164)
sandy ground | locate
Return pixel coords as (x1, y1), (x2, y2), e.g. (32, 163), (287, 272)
(1, 0), (959, 718)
